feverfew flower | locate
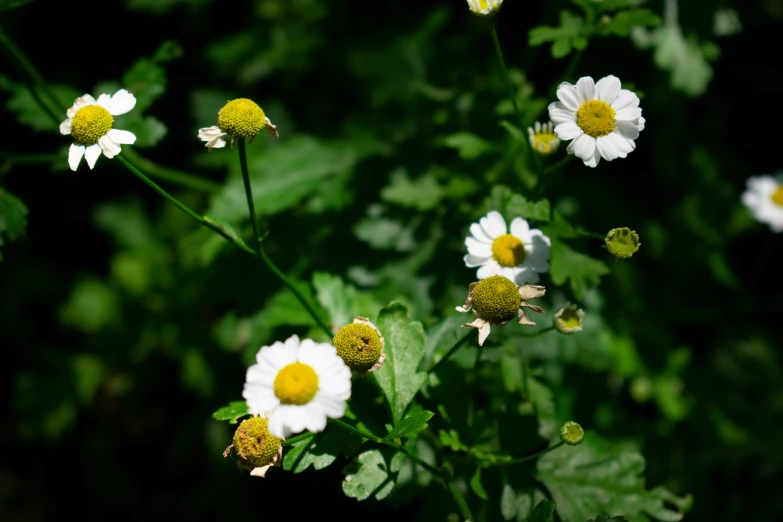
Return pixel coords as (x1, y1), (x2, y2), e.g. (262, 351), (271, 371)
(456, 275), (546, 346)
(223, 416), (283, 478)
(60, 89), (137, 171)
(741, 174), (783, 232)
(243, 335), (351, 438)
(528, 121), (561, 155)
(464, 210), (551, 285)
(467, 0), (503, 16)
(198, 98), (278, 150)
(332, 317), (386, 375)
(553, 302), (584, 334)
(548, 75), (645, 168)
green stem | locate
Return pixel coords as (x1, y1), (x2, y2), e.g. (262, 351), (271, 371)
(443, 463), (475, 522)
(282, 431), (315, 447)
(543, 154), (574, 175)
(491, 441), (566, 467)
(429, 330), (474, 374)
(237, 138), (263, 254)
(518, 325), (555, 337)
(122, 148), (220, 193)
(328, 418), (381, 443)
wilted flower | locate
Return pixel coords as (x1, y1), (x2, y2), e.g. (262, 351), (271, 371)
(332, 317), (386, 375)
(464, 211), (551, 286)
(223, 416), (283, 477)
(548, 75), (645, 168)
(528, 121), (561, 155)
(741, 174), (783, 232)
(198, 98), (278, 150)
(243, 335), (351, 438)
(553, 302), (584, 334)
(605, 227), (641, 259)
(456, 275), (546, 345)
(60, 89), (137, 171)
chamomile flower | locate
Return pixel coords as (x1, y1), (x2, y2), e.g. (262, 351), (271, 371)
(223, 416), (283, 478)
(741, 174), (783, 232)
(467, 0), (503, 16)
(332, 317), (386, 375)
(548, 75), (645, 168)
(464, 210), (551, 285)
(243, 335), (351, 438)
(456, 275), (546, 345)
(59, 89), (137, 171)
(198, 98), (278, 150)
(528, 121), (561, 155)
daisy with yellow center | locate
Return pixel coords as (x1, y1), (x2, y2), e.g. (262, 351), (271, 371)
(466, 0), (503, 16)
(741, 174), (783, 232)
(198, 98), (279, 150)
(456, 275), (546, 345)
(464, 210), (551, 285)
(59, 89), (137, 171)
(243, 335), (351, 438)
(528, 121), (561, 155)
(548, 75), (645, 168)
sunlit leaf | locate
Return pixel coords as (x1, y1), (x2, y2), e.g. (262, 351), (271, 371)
(342, 448), (405, 501)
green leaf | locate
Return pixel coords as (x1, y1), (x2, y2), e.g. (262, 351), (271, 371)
(0, 188), (28, 260)
(313, 272), (357, 329)
(371, 303), (428, 424)
(59, 278), (119, 333)
(211, 401), (249, 424)
(354, 216), (416, 251)
(122, 58), (167, 113)
(549, 239), (609, 299)
(588, 515), (628, 522)
(470, 468), (490, 500)
(528, 499), (556, 522)
(440, 132), (492, 159)
(385, 409), (434, 440)
(283, 425), (361, 473)
(342, 448), (405, 501)
(0, 76), (79, 131)
(381, 168), (445, 211)
(529, 11), (584, 59)
(599, 9), (661, 37)
(507, 194), (551, 222)
(0, 0), (34, 10)
(121, 115), (168, 147)
(538, 432), (692, 522)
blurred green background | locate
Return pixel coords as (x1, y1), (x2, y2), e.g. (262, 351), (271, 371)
(2, 0), (782, 520)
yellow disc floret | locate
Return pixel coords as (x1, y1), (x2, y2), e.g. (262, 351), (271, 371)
(577, 100), (616, 138)
(492, 234), (526, 267)
(471, 275), (521, 324)
(217, 98), (266, 138)
(274, 362), (319, 405)
(70, 105), (114, 145)
(333, 323), (382, 373)
(771, 185), (783, 207)
(232, 417), (282, 467)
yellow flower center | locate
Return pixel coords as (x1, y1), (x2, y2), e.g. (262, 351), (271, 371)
(492, 234), (526, 267)
(531, 131), (559, 154)
(576, 100), (616, 138)
(471, 275), (521, 324)
(274, 362), (318, 405)
(232, 417), (281, 467)
(70, 105), (114, 145)
(560, 308), (582, 329)
(333, 323), (382, 373)
(771, 185), (783, 207)
(217, 98), (266, 138)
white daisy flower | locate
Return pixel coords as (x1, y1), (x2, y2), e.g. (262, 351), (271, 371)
(60, 89), (137, 171)
(198, 98), (278, 150)
(741, 174), (783, 232)
(467, 0), (503, 16)
(464, 210), (551, 285)
(243, 334), (351, 438)
(548, 75), (645, 168)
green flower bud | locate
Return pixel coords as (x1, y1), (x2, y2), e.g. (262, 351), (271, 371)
(605, 227), (640, 259)
(553, 302), (584, 334)
(560, 421), (584, 446)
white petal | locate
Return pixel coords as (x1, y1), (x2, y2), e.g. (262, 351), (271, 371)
(556, 83), (582, 111)
(464, 254), (491, 268)
(510, 217), (530, 238)
(596, 135), (620, 161)
(98, 135), (121, 159)
(314, 392), (346, 418)
(68, 143), (85, 171)
(615, 120), (640, 141)
(587, 147), (601, 168)
(268, 408), (293, 438)
(108, 89), (137, 115)
(59, 118), (72, 136)
(84, 144), (102, 169)
(466, 236), (492, 257)
(96, 93), (112, 109)
(612, 89), (640, 111)
(481, 211), (507, 238)
(477, 259), (501, 279)
(302, 402), (328, 433)
(107, 128), (136, 145)
(477, 321), (492, 346)
(554, 121), (582, 141)
(636, 116), (646, 132)
(501, 266), (517, 281)
(595, 75), (621, 103)
(607, 131), (635, 156)
(469, 223), (493, 243)
(66, 94), (96, 118)
(514, 268), (540, 286)
(567, 134), (597, 162)
(576, 76), (595, 101)
(615, 106), (642, 121)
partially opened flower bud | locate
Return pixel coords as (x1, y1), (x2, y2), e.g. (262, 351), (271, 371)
(224, 416), (283, 477)
(553, 302), (585, 334)
(559, 421), (584, 446)
(466, 0), (503, 16)
(332, 317), (386, 375)
(605, 227), (640, 259)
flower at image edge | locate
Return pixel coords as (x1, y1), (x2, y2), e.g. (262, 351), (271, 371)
(741, 174), (783, 232)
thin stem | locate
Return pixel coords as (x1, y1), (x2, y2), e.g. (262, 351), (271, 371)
(237, 138), (263, 254)
(543, 154), (574, 175)
(122, 148), (221, 193)
(282, 431), (315, 447)
(429, 330), (474, 374)
(328, 418), (382, 443)
(518, 325), (555, 338)
(491, 441), (566, 467)
(443, 464), (475, 522)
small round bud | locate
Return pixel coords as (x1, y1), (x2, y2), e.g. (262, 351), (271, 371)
(553, 302), (584, 334)
(232, 417), (282, 468)
(559, 421), (584, 446)
(333, 317), (386, 375)
(605, 227), (640, 259)
(472, 275), (522, 324)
